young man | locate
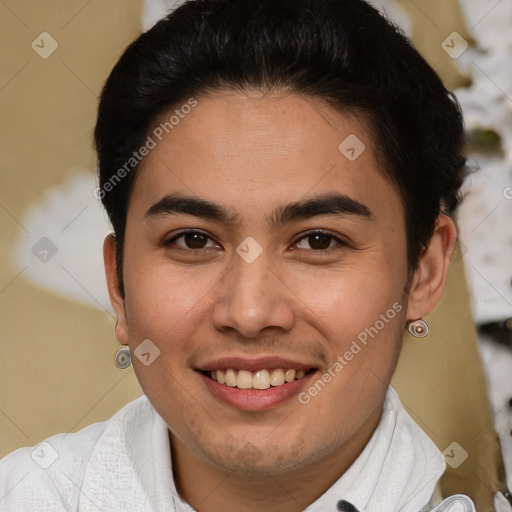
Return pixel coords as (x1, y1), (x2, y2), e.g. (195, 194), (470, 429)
(0, 0), (482, 510)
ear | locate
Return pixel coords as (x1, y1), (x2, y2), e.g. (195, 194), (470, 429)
(104, 233), (129, 345)
(406, 214), (458, 320)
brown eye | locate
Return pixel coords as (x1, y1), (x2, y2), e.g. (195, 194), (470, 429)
(183, 232), (208, 249)
(295, 231), (345, 251)
(167, 230), (218, 250)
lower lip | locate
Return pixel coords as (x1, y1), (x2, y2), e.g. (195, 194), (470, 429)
(198, 371), (316, 411)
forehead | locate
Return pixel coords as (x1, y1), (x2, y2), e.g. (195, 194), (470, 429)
(129, 91), (403, 227)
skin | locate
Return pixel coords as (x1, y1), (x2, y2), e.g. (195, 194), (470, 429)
(104, 90), (457, 512)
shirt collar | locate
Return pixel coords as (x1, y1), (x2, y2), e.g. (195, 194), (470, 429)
(304, 386), (445, 512)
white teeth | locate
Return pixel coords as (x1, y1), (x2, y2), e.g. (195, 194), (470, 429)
(209, 368), (308, 389)
(236, 370), (253, 389)
(253, 370), (271, 390)
(225, 369), (237, 387)
(270, 369), (285, 386)
(284, 369), (296, 382)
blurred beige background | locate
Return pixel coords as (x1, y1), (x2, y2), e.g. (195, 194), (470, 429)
(0, 0), (143, 455)
(0, 0), (508, 509)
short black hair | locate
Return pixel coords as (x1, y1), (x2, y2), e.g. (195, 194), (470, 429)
(94, 0), (466, 295)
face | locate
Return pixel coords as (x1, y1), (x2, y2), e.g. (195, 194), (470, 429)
(108, 91), (414, 474)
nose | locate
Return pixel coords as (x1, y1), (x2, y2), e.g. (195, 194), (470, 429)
(211, 250), (295, 339)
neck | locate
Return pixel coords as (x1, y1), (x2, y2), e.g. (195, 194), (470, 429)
(169, 405), (382, 512)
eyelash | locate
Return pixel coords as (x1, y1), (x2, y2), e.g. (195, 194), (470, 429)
(164, 229), (349, 253)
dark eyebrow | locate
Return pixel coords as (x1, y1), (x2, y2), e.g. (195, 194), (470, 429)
(271, 193), (372, 226)
(145, 193), (241, 224)
(144, 192), (372, 226)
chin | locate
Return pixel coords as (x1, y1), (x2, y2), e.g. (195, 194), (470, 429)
(198, 436), (325, 475)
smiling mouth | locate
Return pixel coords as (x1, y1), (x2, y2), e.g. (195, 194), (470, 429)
(202, 368), (315, 390)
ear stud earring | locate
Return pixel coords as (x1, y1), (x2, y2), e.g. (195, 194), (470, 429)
(113, 318), (131, 369)
(114, 346), (131, 369)
(407, 319), (429, 338)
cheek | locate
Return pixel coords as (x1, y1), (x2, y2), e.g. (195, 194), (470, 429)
(294, 262), (406, 337)
(291, 264), (407, 403)
(296, 306), (404, 437)
(122, 248), (218, 343)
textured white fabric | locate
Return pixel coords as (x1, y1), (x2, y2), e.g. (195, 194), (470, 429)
(0, 386), (475, 512)
(304, 387), (475, 512)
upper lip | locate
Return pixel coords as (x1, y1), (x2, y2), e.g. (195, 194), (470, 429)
(195, 356), (319, 372)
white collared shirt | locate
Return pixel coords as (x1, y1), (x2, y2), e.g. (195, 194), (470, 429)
(0, 386), (477, 511)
